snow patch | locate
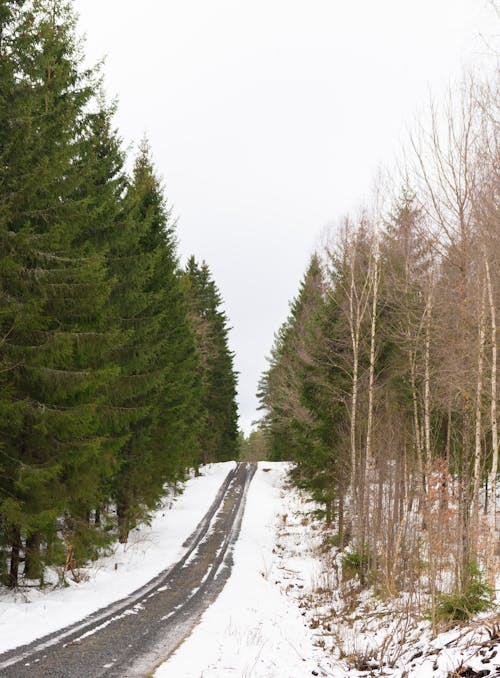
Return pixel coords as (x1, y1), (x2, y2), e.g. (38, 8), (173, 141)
(155, 462), (324, 677)
(0, 461), (236, 654)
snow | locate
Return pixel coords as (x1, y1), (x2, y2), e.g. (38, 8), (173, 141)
(0, 461), (236, 654)
(155, 462), (325, 678)
(156, 462), (500, 678)
(2, 459), (500, 676)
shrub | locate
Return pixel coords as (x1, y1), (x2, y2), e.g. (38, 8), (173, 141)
(323, 533), (342, 549)
(433, 564), (494, 622)
(342, 547), (369, 581)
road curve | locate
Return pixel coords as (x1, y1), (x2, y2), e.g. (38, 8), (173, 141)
(0, 462), (257, 677)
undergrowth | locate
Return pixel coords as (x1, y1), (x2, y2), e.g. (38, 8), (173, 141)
(432, 563), (494, 623)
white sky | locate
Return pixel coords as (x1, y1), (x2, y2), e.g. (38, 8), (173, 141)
(74, 0), (496, 434)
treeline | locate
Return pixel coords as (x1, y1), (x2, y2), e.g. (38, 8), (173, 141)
(0, 0), (238, 587)
(258, 73), (498, 618)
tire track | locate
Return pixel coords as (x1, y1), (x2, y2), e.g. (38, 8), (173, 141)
(0, 462), (257, 677)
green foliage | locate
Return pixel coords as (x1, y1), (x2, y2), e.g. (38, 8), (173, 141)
(322, 533), (342, 548)
(184, 257), (239, 463)
(238, 430), (268, 461)
(0, 0), (119, 582)
(108, 140), (205, 542)
(342, 547), (370, 578)
(257, 253), (346, 518)
(0, 0), (237, 586)
(432, 564), (494, 622)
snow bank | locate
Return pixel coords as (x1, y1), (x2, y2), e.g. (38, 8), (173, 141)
(156, 461), (323, 678)
(0, 461), (236, 653)
(157, 462), (500, 678)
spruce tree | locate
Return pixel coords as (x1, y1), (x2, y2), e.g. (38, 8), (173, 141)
(0, 0), (124, 583)
(0, 0), (27, 582)
(0, 0), (231, 585)
(109, 141), (203, 543)
(184, 257), (239, 463)
(257, 254), (343, 521)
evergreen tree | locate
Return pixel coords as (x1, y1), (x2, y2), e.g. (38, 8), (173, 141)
(184, 257), (239, 463)
(110, 141), (203, 543)
(0, 0), (28, 581)
(0, 0), (238, 587)
(0, 0), (124, 583)
(258, 254), (345, 522)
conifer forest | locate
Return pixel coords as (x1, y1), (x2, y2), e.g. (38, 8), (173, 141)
(1, 0), (499, 647)
(0, 0), (238, 588)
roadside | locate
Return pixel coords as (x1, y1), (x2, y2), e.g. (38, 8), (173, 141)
(0, 462), (256, 677)
(158, 463), (500, 678)
(0, 461), (236, 655)
(270, 477), (500, 677)
(2, 460), (499, 677)
(155, 462), (326, 677)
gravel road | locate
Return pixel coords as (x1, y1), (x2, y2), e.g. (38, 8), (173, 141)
(0, 462), (257, 677)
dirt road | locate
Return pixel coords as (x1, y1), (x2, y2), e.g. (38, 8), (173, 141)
(0, 462), (257, 677)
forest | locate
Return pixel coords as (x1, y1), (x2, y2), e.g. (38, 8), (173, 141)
(257, 71), (499, 624)
(0, 0), (239, 588)
(1, 0), (499, 636)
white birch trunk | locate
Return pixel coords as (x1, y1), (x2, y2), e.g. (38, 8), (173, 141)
(472, 283), (486, 549)
(345, 228), (372, 544)
(349, 251), (359, 494)
(486, 256), (498, 583)
(366, 242), (379, 462)
(410, 356), (424, 484)
(423, 290), (433, 469)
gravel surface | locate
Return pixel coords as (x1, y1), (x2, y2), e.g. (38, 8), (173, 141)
(0, 462), (257, 677)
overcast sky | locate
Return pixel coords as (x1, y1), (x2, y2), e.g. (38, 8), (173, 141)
(74, 0), (495, 434)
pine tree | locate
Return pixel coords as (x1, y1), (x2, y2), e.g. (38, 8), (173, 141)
(0, 0), (29, 582)
(184, 257), (239, 463)
(110, 141), (203, 543)
(257, 255), (344, 521)
(0, 0), (125, 584)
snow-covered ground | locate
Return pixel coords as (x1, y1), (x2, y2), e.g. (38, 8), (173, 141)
(0, 461), (236, 654)
(2, 459), (499, 676)
(157, 463), (500, 678)
(155, 461), (325, 678)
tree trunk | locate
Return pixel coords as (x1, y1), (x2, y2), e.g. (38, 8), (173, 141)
(338, 490), (345, 546)
(485, 256), (498, 585)
(410, 356), (424, 491)
(8, 528), (22, 589)
(471, 284), (486, 553)
(423, 293), (433, 469)
(459, 402), (472, 591)
(117, 500), (130, 544)
(350, 349), (359, 499)
(25, 531), (42, 581)
(446, 403), (452, 473)
(325, 498), (333, 526)
(366, 245), (379, 463)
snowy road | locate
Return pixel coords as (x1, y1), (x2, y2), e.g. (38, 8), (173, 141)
(0, 462), (256, 677)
